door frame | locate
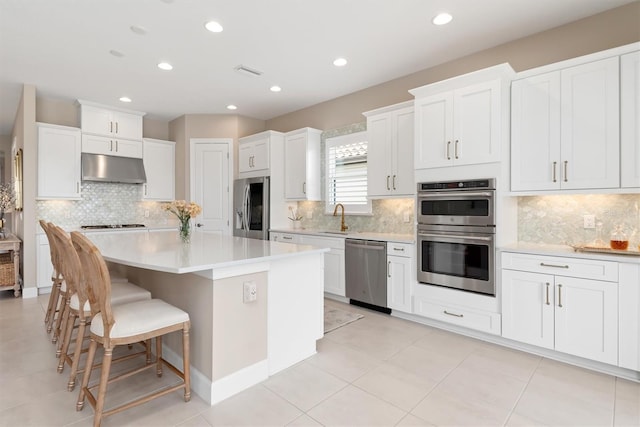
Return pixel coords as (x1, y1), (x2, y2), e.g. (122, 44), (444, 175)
(189, 138), (234, 235)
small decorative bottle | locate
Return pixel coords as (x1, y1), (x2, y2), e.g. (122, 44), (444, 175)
(610, 225), (629, 250)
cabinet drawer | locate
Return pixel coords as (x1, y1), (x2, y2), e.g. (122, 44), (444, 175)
(301, 235), (345, 250)
(414, 297), (501, 335)
(270, 232), (301, 244)
(502, 252), (618, 282)
(387, 242), (413, 258)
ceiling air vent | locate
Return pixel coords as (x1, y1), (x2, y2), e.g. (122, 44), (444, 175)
(234, 65), (263, 77)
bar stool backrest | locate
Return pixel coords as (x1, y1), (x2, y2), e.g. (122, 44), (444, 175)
(39, 220), (61, 281)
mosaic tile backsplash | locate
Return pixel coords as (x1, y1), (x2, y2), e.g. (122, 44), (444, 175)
(36, 182), (172, 228)
(518, 194), (640, 246)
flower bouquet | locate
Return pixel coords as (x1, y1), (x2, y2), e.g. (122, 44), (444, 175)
(0, 183), (15, 238)
(162, 200), (202, 242)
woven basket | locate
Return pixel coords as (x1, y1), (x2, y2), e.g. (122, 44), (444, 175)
(0, 253), (14, 286)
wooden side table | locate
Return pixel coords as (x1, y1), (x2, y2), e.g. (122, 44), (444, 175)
(0, 233), (21, 297)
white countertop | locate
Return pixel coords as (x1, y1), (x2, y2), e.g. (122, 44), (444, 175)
(500, 242), (640, 264)
(84, 231), (328, 274)
(270, 228), (415, 244)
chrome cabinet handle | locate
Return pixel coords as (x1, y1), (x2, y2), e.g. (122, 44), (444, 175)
(552, 161), (557, 183)
(115, 140), (118, 152)
(386, 175), (390, 190)
(302, 182), (306, 194)
(557, 284), (563, 308)
(563, 160), (568, 182)
(282, 236), (293, 240)
(144, 184), (148, 196)
(446, 141), (451, 160)
(392, 175), (396, 190)
(110, 121), (113, 133)
(387, 261), (391, 278)
(454, 140), (459, 159)
(545, 282), (550, 305)
(110, 140), (113, 151)
(444, 310), (463, 318)
(115, 122), (118, 134)
(540, 262), (569, 269)
(393, 247), (405, 252)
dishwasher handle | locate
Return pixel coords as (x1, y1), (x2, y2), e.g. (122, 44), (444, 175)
(345, 240), (386, 250)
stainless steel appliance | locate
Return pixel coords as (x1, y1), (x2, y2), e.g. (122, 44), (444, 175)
(81, 153), (147, 184)
(416, 179), (496, 296)
(233, 176), (270, 240)
(80, 224), (146, 230)
(345, 239), (390, 313)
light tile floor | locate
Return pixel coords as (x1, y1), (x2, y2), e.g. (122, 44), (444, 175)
(0, 292), (638, 426)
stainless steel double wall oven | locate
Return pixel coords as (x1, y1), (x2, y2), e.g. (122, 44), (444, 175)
(416, 179), (496, 296)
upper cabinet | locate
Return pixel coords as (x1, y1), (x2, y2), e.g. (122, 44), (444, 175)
(142, 138), (175, 201)
(621, 51), (640, 189)
(364, 101), (414, 198)
(238, 131), (283, 178)
(78, 100), (145, 158)
(511, 51), (634, 192)
(410, 64), (513, 170)
(284, 128), (322, 200)
(37, 123), (82, 200)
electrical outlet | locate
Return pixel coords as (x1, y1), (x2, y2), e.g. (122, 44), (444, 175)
(583, 214), (596, 229)
(144, 210), (150, 218)
(403, 212), (410, 223)
(243, 281), (257, 303)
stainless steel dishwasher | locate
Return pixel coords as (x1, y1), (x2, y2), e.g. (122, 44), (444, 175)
(345, 239), (390, 313)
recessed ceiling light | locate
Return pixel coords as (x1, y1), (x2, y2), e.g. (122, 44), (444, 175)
(130, 25), (148, 35)
(109, 50), (125, 58)
(158, 62), (173, 71)
(432, 12), (453, 26)
(270, 85), (282, 92)
(226, 104), (237, 110)
(333, 57), (348, 67)
(205, 21), (223, 33)
(119, 97), (132, 103)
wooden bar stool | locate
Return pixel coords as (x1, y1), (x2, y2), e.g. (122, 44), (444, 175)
(71, 231), (191, 427)
(40, 220), (65, 340)
(49, 224), (152, 391)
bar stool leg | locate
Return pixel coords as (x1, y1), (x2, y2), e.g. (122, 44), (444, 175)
(77, 338), (98, 411)
(94, 347), (113, 427)
(67, 317), (87, 390)
(57, 310), (76, 373)
(183, 327), (191, 402)
(156, 336), (163, 377)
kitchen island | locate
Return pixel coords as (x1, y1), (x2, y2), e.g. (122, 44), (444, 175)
(84, 230), (328, 405)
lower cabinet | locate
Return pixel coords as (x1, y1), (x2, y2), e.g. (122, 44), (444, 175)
(619, 263), (640, 371)
(37, 234), (54, 289)
(502, 252), (619, 365)
(387, 242), (412, 313)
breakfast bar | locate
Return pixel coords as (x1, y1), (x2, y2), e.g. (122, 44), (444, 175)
(84, 230), (328, 405)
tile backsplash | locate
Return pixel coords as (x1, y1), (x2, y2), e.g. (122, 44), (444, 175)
(518, 194), (640, 246)
(36, 182), (171, 228)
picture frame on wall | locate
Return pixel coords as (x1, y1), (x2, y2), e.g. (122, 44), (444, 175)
(14, 148), (22, 211)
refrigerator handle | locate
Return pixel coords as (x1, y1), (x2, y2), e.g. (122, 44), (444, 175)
(244, 185), (250, 231)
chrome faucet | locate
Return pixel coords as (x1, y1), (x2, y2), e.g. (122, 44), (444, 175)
(333, 203), (348, 232)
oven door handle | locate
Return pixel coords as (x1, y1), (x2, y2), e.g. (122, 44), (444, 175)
(417, 232), (493, 242)
(418, 191), (494, 198)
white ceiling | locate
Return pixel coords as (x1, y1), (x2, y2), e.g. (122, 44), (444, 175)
(0, 0), (634, 135)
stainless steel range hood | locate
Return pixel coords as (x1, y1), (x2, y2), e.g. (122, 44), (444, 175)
(81, 153), (147, 184)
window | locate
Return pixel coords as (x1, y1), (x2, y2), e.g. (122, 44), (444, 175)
(325, 131), (371, 215)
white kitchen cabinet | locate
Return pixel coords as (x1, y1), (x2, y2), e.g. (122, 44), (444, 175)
(386, 242), (412, 313)
(412, 69), (508, 169)
(79, 101), (144, 141)
(619, 263), (640, 371)
(621, 51), (640, 189)
(142, 138), (175, 201)
(37, 123), (81, 200)
(37, 234), (55, 289)
(502, 252), (619, 365)
(82, 134), (143, 158)
(284, 128), (322, 200)
(364, 102), (414, 197)
(238, 132), (271, 177)
(511, 57), (620, 191)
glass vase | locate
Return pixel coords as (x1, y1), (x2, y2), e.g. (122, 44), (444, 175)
(179, 218), (191, 243)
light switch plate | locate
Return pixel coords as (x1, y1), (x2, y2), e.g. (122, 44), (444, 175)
(243, 281), (257, 303)
(583, 214), (596, 229)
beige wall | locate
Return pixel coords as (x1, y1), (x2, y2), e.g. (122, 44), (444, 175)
(265, 2), (640, 132)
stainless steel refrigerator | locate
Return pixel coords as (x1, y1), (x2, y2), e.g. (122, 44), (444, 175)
(233, 176), (270, 240)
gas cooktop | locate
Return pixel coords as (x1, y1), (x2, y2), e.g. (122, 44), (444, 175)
(80, 224), (146, 230)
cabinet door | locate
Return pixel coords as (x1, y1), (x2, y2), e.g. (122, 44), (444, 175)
(560, 57), (620, 189)
(113, 139), (143, 158)
(111, 111), (143, 140)
(251, 139), (269, 171)
(619, 263), (640, 371)
(37, 237), (55, 289)
(324, 249), (345, 297)
(81, 105), (112, 136)
(366, 113), (392, 197)
(81, 134), (113, 155)
(238, 143), (253, 174)
(501, 269), (555, 349)
(511, 72), (562, 191)
(554, 276), (618, 365)
(143, 139), (175, 201)
(387, 255), (411, 313)
(284, 134), (307, 199)
(621, 51), (640, 189)
(414, 92), (453, 169)
(453, 79), (501, 165)
(37, 124), (81, 199)
(391, 108), (415, 196)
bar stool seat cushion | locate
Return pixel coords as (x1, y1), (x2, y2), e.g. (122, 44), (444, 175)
(90, 299), (189, 339)
(69, 282), (151, 312)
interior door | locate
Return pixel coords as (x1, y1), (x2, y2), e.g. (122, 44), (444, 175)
(191, 139), (231, 235)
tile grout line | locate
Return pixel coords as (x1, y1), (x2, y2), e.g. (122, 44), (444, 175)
(502, 355), (544, 426)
